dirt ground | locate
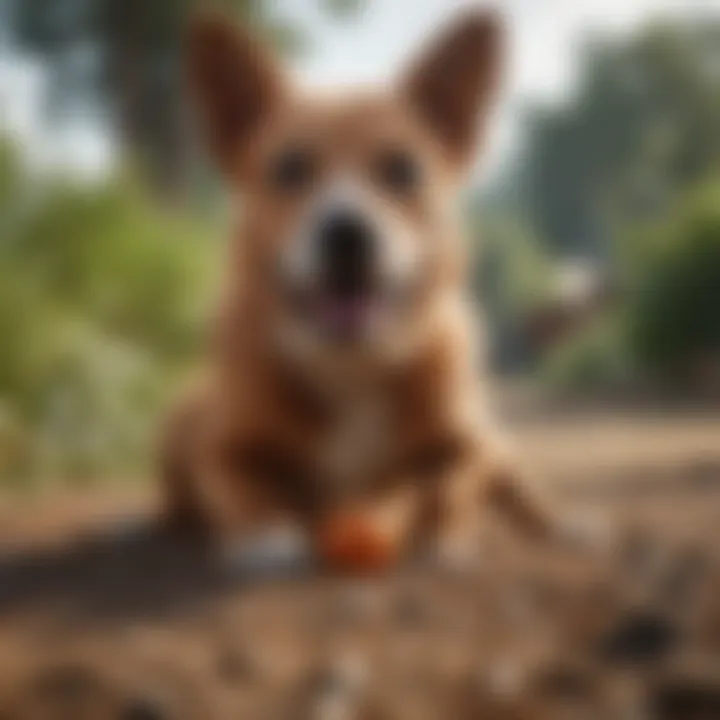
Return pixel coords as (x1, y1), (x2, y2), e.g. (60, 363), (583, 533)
(1, 394), (719, 719)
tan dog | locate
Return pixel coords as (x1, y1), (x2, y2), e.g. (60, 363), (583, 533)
(161, 9), (573, 573)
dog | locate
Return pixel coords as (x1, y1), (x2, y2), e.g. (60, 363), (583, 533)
(160, 8), (588, 574)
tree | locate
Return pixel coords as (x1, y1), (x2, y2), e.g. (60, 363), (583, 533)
(5, 0), (308, 201)
(468, 205), (554, 370)
(0, 136), (213, 485)
(517, 19), (720, 257)
(626, 181), (720, 382)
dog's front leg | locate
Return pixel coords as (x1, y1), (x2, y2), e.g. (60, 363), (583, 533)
(399, 434), (489, 568)
(483, 439), (611, 553)
(488, 464), (610, 552)
(189, 437), (319, 577)
(408, 432), (603, 569)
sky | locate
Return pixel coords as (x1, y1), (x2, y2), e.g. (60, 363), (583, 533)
(282, 0), (720, 176)
(1, 0), (719, 178)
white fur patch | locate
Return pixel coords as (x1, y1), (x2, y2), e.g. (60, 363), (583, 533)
(280, 174), (421, 293)
(320, 388), (389, 491)
(222, 526), (314, 578)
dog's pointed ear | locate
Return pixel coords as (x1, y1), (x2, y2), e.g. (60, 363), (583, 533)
(400, 11), (504, 171)
(187, 11), (287, 176)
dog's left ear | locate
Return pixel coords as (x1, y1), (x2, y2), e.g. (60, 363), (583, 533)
(187, 10), (287, 178)
(400, 11), (504, 171)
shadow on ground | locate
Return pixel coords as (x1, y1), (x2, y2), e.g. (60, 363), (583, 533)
(0, 520), (254, 621)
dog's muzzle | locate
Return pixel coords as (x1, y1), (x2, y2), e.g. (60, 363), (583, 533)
(318, 210), (376, 299)
(303, 209), (378, 342)
(281, 183), (419, 346)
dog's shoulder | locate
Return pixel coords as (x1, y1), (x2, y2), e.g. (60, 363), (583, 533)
(391, 292), (484, 408)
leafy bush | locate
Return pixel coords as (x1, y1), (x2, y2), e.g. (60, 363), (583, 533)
(475, 213), (554, 313)
(544, 181), (720, 391)
(625, 182), (720, 381)
(471, 212), (555, 370)
(542, 314), (633, 391)
(0, 139), (215, 488)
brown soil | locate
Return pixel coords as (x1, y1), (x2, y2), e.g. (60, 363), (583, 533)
(1, 397), (719, 719)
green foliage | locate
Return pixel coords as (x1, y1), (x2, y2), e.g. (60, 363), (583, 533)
(322, 0), (366, 20)
(519, 18), (720, 256)
(0, 138), (214, 488)
(625, 182), (720, 378)
(5, 0), (350, 198)
(469, 210), (554, 369)
(502, 18), (720, 389)
(543, 315), (632, 391)
(476, 213), (554, 315)
(544, 180), (720, 390)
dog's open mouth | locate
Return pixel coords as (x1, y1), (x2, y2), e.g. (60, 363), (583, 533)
(299, 289), (382, 343)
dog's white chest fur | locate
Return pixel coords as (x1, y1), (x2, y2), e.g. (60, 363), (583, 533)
(320, 390), (389, 491)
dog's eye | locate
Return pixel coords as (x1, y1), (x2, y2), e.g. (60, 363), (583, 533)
(376, 150), (420, 193)
(270, 148), (315, 192)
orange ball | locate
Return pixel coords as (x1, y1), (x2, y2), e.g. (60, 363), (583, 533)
(316, 512), (398, 574)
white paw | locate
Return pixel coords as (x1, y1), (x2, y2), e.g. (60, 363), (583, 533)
(554, 512), (613, 554)
(221, 527), (315, 578)
(424, 533), (482, 573)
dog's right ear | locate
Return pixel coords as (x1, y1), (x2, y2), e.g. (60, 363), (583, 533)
(187, 11), (287, 177)
(400, 11), (504, 172)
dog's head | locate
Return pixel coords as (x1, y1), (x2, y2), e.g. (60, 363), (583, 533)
(189, 10), (503, 360)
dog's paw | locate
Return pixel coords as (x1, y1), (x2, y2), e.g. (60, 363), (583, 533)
(221, 527), (315, 579)
(551, 512), (614, 555)
(432, 536), (482, 574)
(409, 529), (483, 575)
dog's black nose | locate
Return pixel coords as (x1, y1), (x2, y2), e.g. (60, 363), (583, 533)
(318, 211), (376, 295)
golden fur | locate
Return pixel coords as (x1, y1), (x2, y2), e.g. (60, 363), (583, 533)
(160, 9), (562, 566)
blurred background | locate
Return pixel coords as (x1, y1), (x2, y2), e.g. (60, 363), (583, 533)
(0, 0), (719, 491)
(0, 2), (720, 717)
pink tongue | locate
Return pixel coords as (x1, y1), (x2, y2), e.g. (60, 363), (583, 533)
(319, 297), (371, 333)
